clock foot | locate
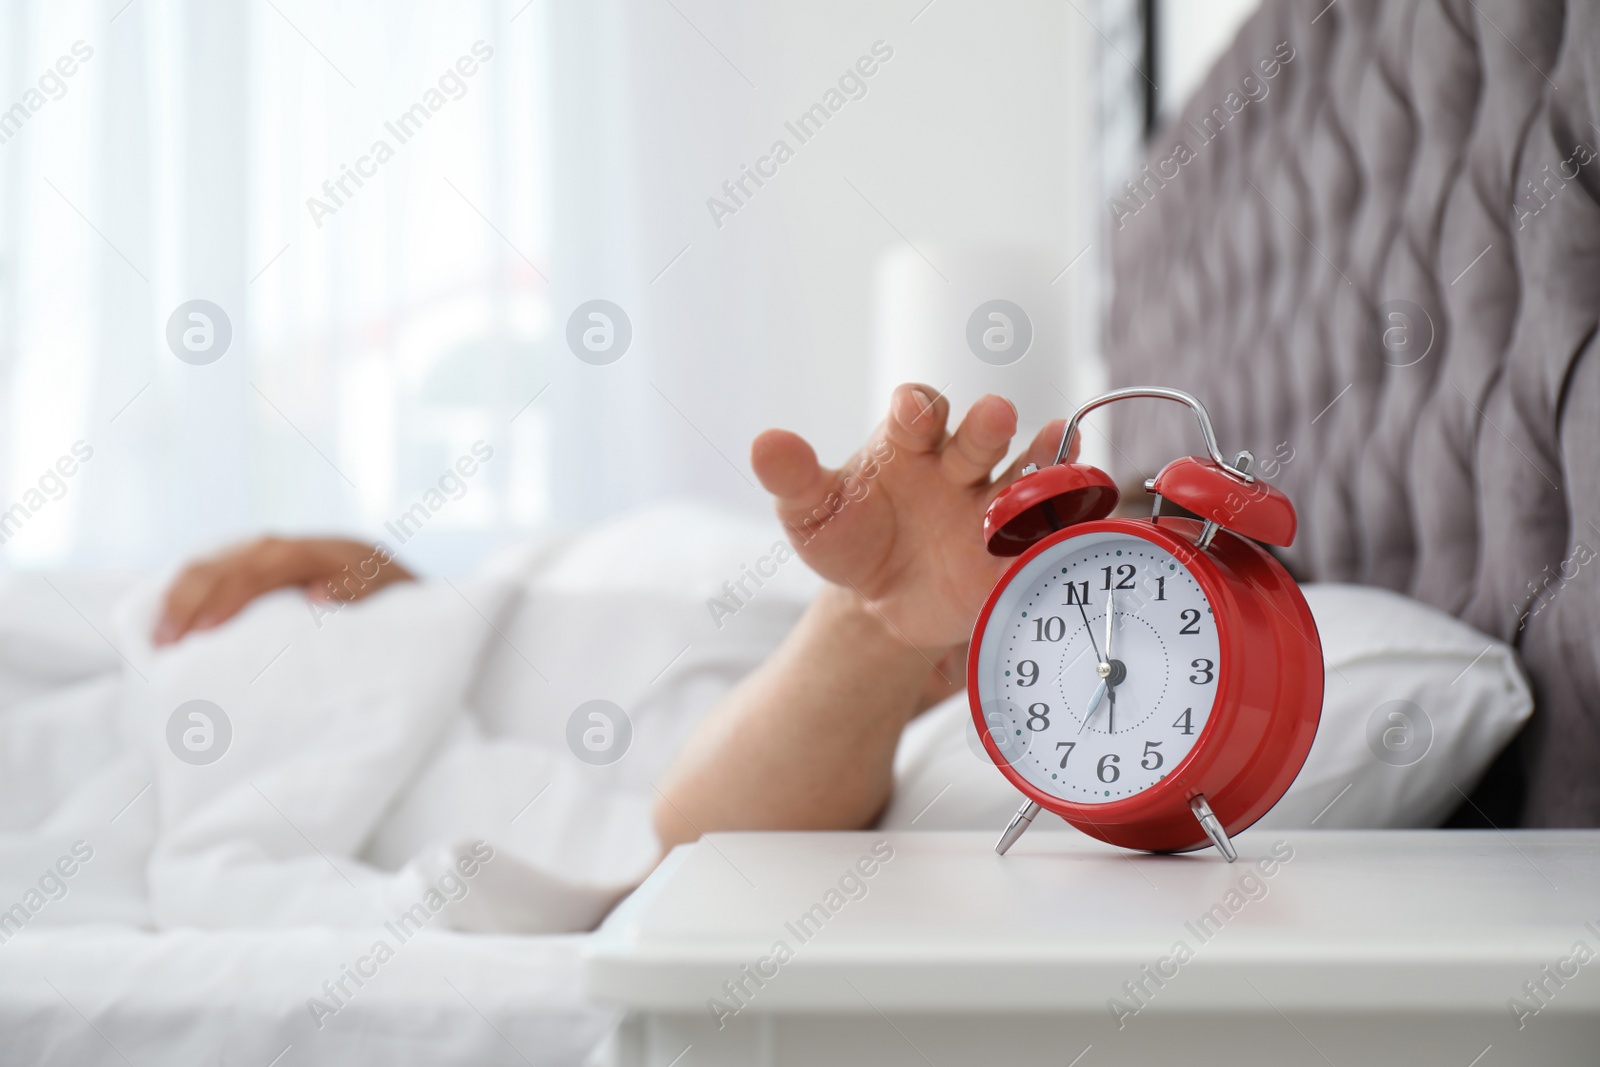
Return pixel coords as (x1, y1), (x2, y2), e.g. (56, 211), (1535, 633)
(1189, 795), (1237, 862)
(995, 801), (1042, 855)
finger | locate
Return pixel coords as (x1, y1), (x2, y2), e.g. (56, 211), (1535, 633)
(306, 557), (408, 603)
(882, 383), (949, 455)
(941, 394), (1018, 486)
(306, 565), (358, 603)
(751, 428), (858, 541)
(188, 572), (268, 634)
(751, 429), (829, 504)
(306, 571), (366, 602)
(990, 418), (1070, 493)
(154, 568), (220, 645)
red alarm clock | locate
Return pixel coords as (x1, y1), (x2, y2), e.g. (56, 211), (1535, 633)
(968, 387), (1321, 861)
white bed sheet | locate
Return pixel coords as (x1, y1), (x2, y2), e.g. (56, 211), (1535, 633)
(0, 925), (612, 1066)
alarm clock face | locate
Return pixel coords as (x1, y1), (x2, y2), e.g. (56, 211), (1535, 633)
(974, 529), (1222, 804)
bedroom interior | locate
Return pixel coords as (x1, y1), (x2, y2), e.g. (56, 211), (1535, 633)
(0, 0), (1596, 1064)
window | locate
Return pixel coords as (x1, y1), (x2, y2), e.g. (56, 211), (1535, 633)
(0, 0), (549, 572)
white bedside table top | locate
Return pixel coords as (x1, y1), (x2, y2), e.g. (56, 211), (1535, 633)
(583, 829), (1600, 1014)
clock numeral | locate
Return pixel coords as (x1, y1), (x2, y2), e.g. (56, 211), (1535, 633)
(1154, 575), (1166, 601)
(1063, 580), (1090, 605)
(1101, 563), (1136, 590)
(1173, 707), (1194, 735)
(1141, 741), (1164, 770)
(1016, 660), (1039, 686)
(1032, 616), (1067, 642)
(1025, 703), (1051, 731)
(1179, 608), (1202, 635)
(1055, 741), (1075, 769)
(1097, 752), (1121, 783)
(1189, 658), (1215, 684)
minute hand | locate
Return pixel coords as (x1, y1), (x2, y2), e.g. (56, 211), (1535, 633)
(1075, 599), (1105, 668)
(1106, 590), (1115, 663)
(1105, 589), (1116, 733)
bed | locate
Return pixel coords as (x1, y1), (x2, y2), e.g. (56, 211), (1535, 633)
(0, 511), (1540, 1065)
(0, 510), (818, 1067)
(0, 928), (606, 1065)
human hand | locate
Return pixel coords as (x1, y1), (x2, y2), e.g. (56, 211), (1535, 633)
(154, 537), (414, 645)
(751, 383), (1072, 651)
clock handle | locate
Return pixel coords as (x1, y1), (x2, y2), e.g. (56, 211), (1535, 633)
(1189, 795), (1238, 862)
(995, 801), (1041, 855)
(1052, 388), (1251, 486)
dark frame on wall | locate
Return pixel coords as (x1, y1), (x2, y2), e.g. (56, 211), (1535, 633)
(1141, 0), (1160, 136)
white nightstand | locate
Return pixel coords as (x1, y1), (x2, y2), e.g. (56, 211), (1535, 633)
(583, 829), (1600, 1066)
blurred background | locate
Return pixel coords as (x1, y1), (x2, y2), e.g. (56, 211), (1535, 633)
(0, 0), (1255, 576)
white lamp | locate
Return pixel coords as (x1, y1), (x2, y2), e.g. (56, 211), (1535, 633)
(871, 244), (1070, 447)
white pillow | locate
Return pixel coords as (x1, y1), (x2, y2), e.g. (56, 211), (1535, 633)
(880, 583), (1534, 833)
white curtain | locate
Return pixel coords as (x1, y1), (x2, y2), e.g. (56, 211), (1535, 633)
(0, 0), (554, 574)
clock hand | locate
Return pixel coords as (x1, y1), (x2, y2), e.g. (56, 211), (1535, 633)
(1103, 590), (1121, 734)
(1075, 599), (1106, 671)
(1075, 596), (1116, 733)
(1105, 589), (1114, 664)
(1078, 678), (1108, 734)
(1075, 595), (1120, 734)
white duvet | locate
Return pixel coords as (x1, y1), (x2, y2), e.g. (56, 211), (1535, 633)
(0, 504), (816, 941)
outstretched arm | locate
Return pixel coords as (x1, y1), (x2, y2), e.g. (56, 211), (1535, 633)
(653, 384), (1067, 850)
(652, 583), (935, 845)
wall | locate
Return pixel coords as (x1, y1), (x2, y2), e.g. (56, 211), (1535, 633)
(543, 0), (1101, 533)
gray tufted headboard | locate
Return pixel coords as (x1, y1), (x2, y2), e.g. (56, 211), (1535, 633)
(1106, 0), (1599, 826)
